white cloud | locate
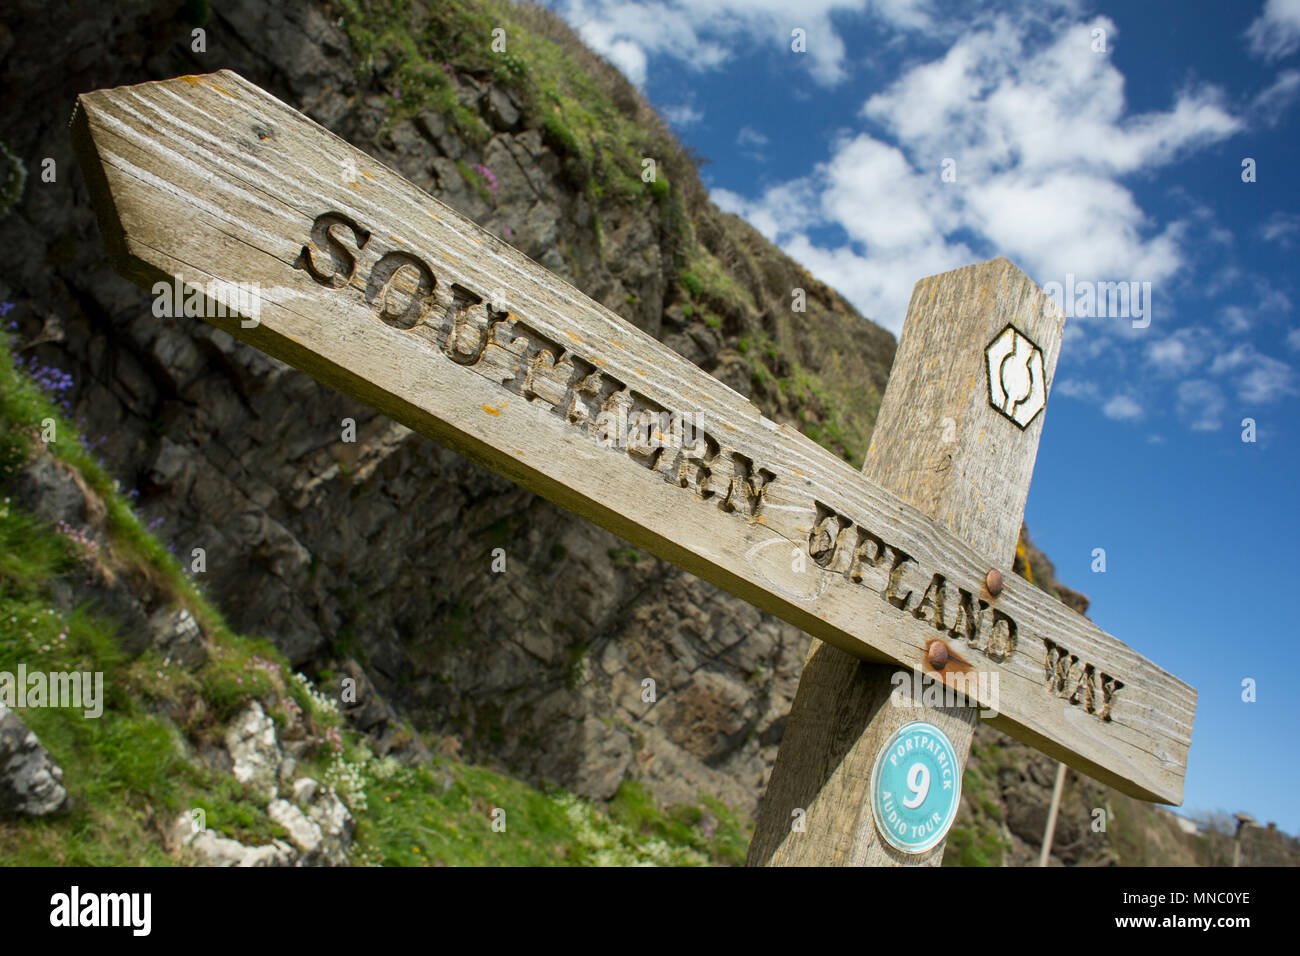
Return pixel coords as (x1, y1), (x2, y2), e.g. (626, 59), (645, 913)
(1102, 394), (1144, 421)
(736, 125), (769, 148)
(1176, 380), (1226, 431)
(779, 232), (972, 330)
(707, 14), (1240, 331)
(864, 19), (1237, 179)
(1253, 279), (1293, 314)
(1061, 321), (1115, 361)
(1261, 211), (1300, 245)
(712, 181), (820, 243)
(1209, 345), (1297, 403)
(1288, 327), (1300, 350)
(1147, 327), (1212, 377)
(549, 0), (936, 89)
(1245, 0), (1300, 61)
(1055, 378), (1100, 399)
(1219, 306), (1251, 333)
(661, 102), (704, 126)
(1253, 69), (1300, 122)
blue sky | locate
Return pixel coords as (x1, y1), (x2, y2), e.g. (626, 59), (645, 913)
(544, 0), (1300, 832)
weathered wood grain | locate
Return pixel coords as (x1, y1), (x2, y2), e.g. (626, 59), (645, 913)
(70, 70), (1196, 804)
(751, 260), (1062, 865)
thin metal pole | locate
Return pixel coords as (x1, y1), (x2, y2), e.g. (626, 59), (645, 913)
(1039, 761), (1068, 866)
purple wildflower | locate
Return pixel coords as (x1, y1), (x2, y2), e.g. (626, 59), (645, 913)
(474, 164), (498, 194)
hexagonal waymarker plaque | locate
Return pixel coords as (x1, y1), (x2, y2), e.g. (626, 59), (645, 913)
(985, 324), (1046, 428)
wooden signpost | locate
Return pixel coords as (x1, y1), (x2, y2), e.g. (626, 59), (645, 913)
(70, 71), (1196, 866)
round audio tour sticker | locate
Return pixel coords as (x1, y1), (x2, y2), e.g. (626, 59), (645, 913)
(869, 721), (963, 854)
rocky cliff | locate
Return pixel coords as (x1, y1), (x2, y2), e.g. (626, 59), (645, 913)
(1, 0), (1290, 866)
(1, 0), (898, 817)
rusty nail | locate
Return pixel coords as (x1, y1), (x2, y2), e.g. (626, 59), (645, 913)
(927, 640), (949, 670)
(986, 569), (1003, 597)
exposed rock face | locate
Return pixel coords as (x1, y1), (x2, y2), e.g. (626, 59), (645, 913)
(0, 0), (840, 816)
(172, 701), (356, 866)
(148, 607), (208, 670)
(267, 785), (356, 867)
(177, 823), (296, 867)
(224, 701), (282, 800)
(0, 706), (70, 816)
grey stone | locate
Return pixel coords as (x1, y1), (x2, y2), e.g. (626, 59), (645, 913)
(147, 606), (208, 670)
(0, 707), (70, 816)
(292, 776), (318, 806)
(9, 450), (90, 527)
(172, 809), (295, 867)
(224, 702), (281, 799)
(267, 785), (354, 866)
(486, 86), (522, 130)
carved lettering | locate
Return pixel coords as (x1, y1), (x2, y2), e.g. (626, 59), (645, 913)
(948, 588), (991, 649)
(677, 430), (719, 499)
(847, 526), (888, 589)
(986, 609), (1016, 661)
(1043, 639), (1118, 721)
(442, 283), (506, 365)
(300, 211), (783, 559)
(369, 250), (436, 330)
(885, 549), (918, 611)
(722, 453), (774, 517)
(624, 392), (667, 465)
(911, 573), (947, 629)
(295, 212), (369, 288)
(1099, 673), (1124, 721)
(297, 208), (1131, 728)
(808, 505), (844, 569)
(522, 342), (578, 411)
(805, 499), (1053, 685)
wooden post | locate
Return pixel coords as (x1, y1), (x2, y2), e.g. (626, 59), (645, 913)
(750, 259), (1066, 866)
(1039, 761), (1068, 866)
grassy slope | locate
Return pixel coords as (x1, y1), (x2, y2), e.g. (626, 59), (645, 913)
(0, 333), (747, 865)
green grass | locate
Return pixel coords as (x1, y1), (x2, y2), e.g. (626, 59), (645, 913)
(607, 545), (640, 569)
(608, 780), (750, 865)
(337, 0), (493, 145)
(943, 824), (1009, 868)
(353, 757), (747, 865)
(940, 764), (1009, 868)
